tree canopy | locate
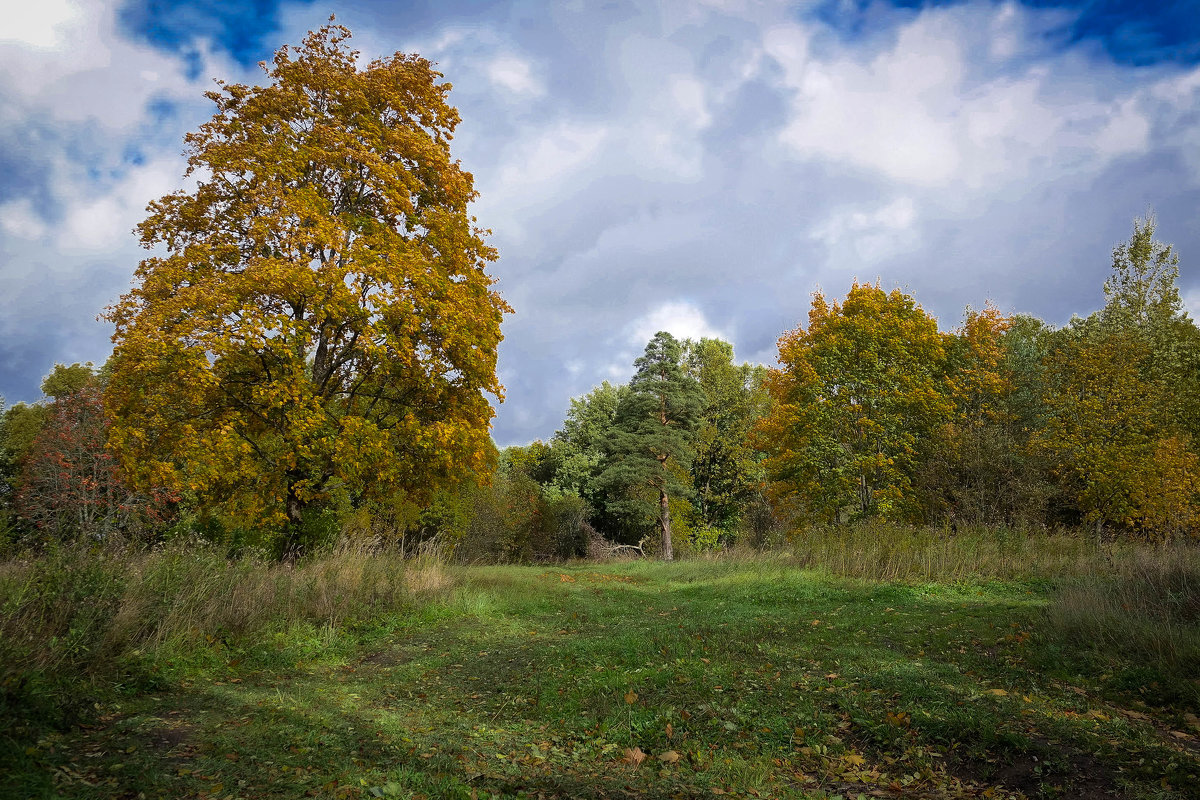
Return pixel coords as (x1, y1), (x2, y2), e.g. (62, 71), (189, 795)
(104, 23), (510, 551)
(756, 283), (952, 523)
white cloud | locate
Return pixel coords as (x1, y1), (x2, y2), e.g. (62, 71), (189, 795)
(767, 5), (1153, 189)
(628, 300), (727, 347)
(59, 157), (185, 253)
(488, 54), (543, 95)
(811, 197), (919, 265)
(0, 199), (48, 240)
(0, 2), (230, 132)
(475, 122), (609, 242)
(1186, 290), (1200, 321)
(0, 0), (83, 50)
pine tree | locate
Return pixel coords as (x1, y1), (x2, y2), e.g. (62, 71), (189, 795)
(599, 332), (703, 560)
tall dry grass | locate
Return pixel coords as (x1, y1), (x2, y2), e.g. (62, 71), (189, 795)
(782, 522), (1127, 582)
(775, 522), (1200, 704)
(1045, 545), (1200, 672)
(0, 541), (455, 721)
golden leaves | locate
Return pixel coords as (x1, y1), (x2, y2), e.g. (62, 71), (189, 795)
(621, 747), (646, 767)
(756, 282), (952, 522)
(104, 23), (509, 529)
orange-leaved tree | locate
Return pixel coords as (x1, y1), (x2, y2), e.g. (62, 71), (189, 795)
(755, 283), (952, 523)
(105, 24), (510, 553)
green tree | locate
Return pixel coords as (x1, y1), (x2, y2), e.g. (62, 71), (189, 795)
(599, 332), (703, 560)
(756, 283), (953, 523)
(920, 306), (1055, 527)
(103, 24), (510, 554)
(1102, 212), (1183, 331)
(41, 362), (96, 400)
(1100, 213), (1200, 440)
(0, 402), (51, 530)
(683, 338), (770, 533)
(1035, 328), (1192, 536)
(548, 381), (626, 501)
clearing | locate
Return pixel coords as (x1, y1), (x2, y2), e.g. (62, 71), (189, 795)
(6, 560), (1198, 799)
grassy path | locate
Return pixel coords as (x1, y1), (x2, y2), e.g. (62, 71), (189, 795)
(7, 561), (1199, 799)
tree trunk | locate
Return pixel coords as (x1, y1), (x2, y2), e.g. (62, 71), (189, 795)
(660, 488), (673, 562)
(282, 486), (306, 561)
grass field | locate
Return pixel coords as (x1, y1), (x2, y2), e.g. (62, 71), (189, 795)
(3, 547), (1200, 799)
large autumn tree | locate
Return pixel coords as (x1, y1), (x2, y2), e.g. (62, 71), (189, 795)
(919, 306), (1056, 527)
(756, 283), (952, 523)
(105, 24), (510, 551)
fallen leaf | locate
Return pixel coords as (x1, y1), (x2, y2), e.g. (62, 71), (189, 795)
(842, 753), (866, 767)
(624, 691), (638, 705)
(986, 689), (1008, 697)
(658, 750), (682, 763)
(622, 747), (646, 767)
(666, 723), (674, 739)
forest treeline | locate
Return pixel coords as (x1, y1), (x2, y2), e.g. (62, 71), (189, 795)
(2, 214), (1197, 560)
(442, 213), (1200, 561)
(1, 25), (1198, 561)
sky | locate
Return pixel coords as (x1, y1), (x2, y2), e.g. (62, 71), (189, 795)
(1, 0), (1199, 446)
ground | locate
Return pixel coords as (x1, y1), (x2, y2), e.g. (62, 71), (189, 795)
(6, 560), (1199, 799)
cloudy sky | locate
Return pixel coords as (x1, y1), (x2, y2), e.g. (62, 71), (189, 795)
(1, 0), (1198, 445)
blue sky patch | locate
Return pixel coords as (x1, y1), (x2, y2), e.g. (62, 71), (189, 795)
(811, 0), (1200, 65)
(116, 0), (315, 66)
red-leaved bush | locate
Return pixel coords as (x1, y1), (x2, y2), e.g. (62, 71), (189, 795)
(17, 387), (175, 544)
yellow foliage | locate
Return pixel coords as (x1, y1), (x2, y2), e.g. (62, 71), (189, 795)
(103, 24), (510, 535)
(1036, 328), (1200, 537)
(755, 282), (952, 522)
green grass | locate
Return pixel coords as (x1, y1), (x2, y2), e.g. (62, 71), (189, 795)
(4, 550), (1199, 799)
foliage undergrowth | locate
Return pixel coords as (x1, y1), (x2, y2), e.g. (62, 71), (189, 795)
(1043, 545), (1200, 707)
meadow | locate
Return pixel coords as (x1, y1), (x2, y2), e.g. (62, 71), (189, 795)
(2, 528), (1199, 800)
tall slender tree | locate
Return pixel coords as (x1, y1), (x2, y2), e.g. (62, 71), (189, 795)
(1036, 215), (1200, 538)
(683, 338), (770, 532)
(599, 332), (703, 560)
